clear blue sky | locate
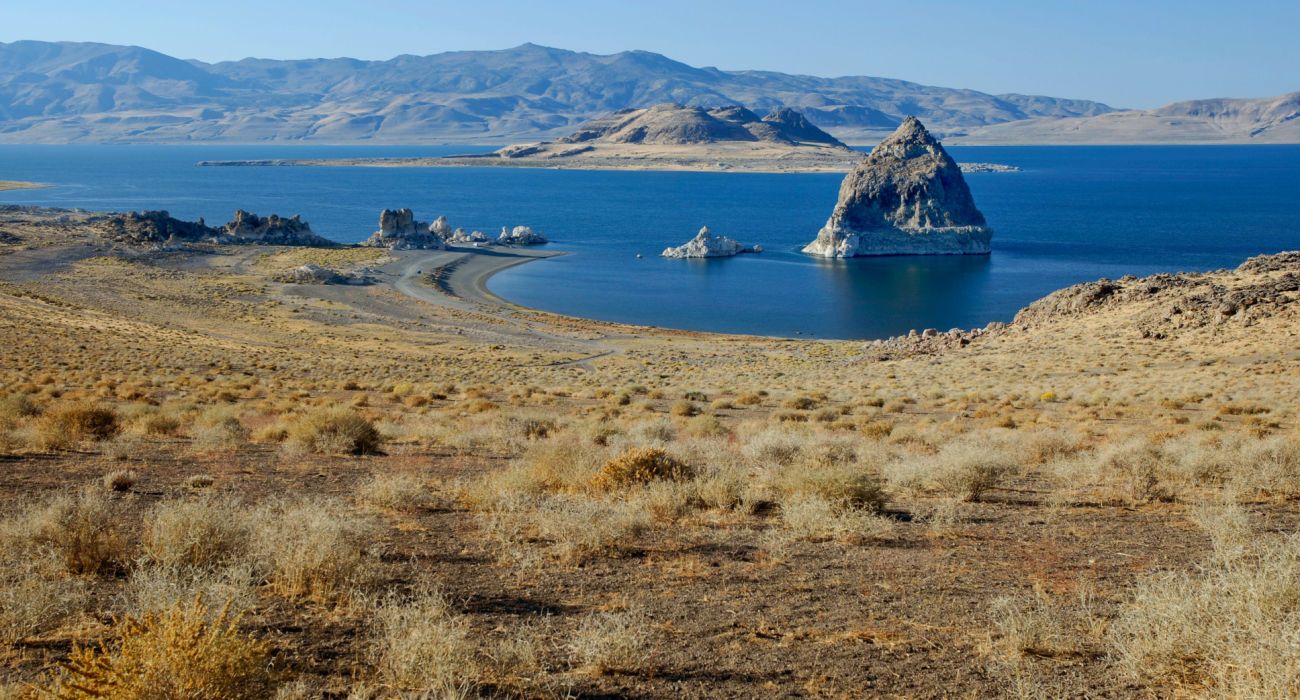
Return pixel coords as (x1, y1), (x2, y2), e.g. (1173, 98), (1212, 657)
(3, 0), (1297, 108)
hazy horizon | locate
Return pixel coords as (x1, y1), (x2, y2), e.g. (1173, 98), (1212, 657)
(4, 0), (1298, 109)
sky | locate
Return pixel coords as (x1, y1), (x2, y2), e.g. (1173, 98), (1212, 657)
(2, 0), (1297, 109)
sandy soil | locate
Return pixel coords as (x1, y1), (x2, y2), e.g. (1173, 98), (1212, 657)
(0, 180), (44, 191)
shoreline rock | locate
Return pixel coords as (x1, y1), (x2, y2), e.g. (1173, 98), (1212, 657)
(804, 117), (992, 257)
(498, 225), (548, 245)
(91, 209), (332, 246)
(662, 226), (761, 259)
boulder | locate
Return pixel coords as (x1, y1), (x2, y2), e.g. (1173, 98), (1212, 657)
(661, 226), (761, 259)
(803, 117), (992, 257)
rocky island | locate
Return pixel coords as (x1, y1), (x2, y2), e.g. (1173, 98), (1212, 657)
(803, 117), (993, 257)
(661, 226), (760, 259)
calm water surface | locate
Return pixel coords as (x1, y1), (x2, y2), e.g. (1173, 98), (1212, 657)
(2, 144), (1298, 338)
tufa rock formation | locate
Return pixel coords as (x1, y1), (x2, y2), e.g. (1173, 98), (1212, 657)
(362, 208), (446, 250)
(92, 210), (331, 246)
(222, 210), (332, 246)
(497, 226), (548, 245)
(661, 226), (761, 259)
(803, 117), (992, 257)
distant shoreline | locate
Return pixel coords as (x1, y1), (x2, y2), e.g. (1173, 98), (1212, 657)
(196, 157), (1021, 175)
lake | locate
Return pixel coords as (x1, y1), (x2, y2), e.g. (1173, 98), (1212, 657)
(2, 144), (1298, 338)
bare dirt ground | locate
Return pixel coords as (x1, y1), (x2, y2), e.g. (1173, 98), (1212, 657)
(1, 207), (1297, 698)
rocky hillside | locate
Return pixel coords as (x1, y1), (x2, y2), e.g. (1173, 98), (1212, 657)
(555, 104), (848, 147)
(1013, 252), (1300, 338)
(954, 92), (1300, 144)
(0, 40), (1113, 144)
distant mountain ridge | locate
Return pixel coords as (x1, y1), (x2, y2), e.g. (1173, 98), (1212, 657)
(955, 92), (1300, 144)
(0, 40), (1116, 144)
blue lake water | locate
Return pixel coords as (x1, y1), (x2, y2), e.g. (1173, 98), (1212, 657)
(2, 144), (1298, 339)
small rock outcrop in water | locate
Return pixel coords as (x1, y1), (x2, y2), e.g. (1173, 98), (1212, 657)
(223, 210), (332, 245)
(362, 208), (446, 249)
(661, 226), (761, 259)
(497, 226), (548, 245)
(803, 117), (992, 257)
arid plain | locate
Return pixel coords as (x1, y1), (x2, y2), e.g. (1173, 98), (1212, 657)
(1, 206), (1297, 698)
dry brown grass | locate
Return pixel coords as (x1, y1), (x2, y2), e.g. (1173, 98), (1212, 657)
(592, 447), (694, 490)
(43, 597), (276, 699)
(2, 486), (126, 575)
(284, 407), (381, 455)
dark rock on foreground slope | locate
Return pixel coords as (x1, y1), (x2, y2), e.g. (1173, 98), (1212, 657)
(91, 210), (332, 246)
(804, 117), (991, 256)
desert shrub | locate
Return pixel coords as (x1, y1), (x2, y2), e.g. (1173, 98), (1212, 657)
(859, 420), (894, 440)
(989, 589), (1106, 661)
(250, 498), (378, 600)
(44, 597), (276, 699)
(568, 608), (652, 674)
(734, 392), (763, 406)
(1109, 532), (1300, 698)
(783, 396), (818, 410)
(190, 407), (249, 452)
(774, 494), (893, 545)
(626, 419), (676, 444)
(1233, 435), (1300, 498)
(593, 447), (693, 490)
(886, 433), (1019, 501)
(669, 400), (699, 417)
(684, 414), (728, 438)
(742, 427), (805, 466)
(32, 402), (120, 450)
(357, 473), (431, 512)
(484, 494), (649, 565)
(463, 437), (607, 508)
(1096, 440), (1170, 503)
(135, 411), (181, 437)
(772, 463), (888, 513)
(0, 552), (88, 645)
(284, 407), (381, 455)
(142, 498), (251, 569)
(3, 486), (125, 574)
(120, 563), (257, 619)
(0, 393), (40, 421)
(102, 469), (138, 492)
(369, 585), (477, 695)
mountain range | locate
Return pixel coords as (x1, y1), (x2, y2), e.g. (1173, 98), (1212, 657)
(0, 40), (1294, 145)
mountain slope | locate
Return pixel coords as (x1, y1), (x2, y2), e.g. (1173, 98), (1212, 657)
(953, 92), (1300, 144)
(0, 40), (1115, 144)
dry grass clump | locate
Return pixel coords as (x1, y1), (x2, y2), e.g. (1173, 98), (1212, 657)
(284, 407), (381, 455)
(44, 597), (276, 699)
(189, 407), (250, 452)
(369, 584), (477, 696)
(568, 608), (652, 675)
(0, 393), (40, 421)
(773, 494), (894, 545)
(356, 473), (432, 512)
(592, 447), (693, 490)
(885, 432), (1020, 502)
(2, 486), (126, 575)
(669, 399), (699, 417)
(250, 498), (378, 600)
(120, 563), (257, 620)
(31, 402), (120, 451)
(463, 437), (608, 508)
(1108, 531), (1300, 698)
(142, 497), (251, 569)
(484, 494), (650, 566)
(0, 552), (88, 645)
(102, 469), (138, 492)
(989, 588), (1106, 662)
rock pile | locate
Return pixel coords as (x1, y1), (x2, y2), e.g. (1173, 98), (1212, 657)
(804, 117), (992, 257)
(281, 264), (368, 285)
(661, 226), (761, 258)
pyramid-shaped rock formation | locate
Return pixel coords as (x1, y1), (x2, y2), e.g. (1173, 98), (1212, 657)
(803, 117), (992, 257)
